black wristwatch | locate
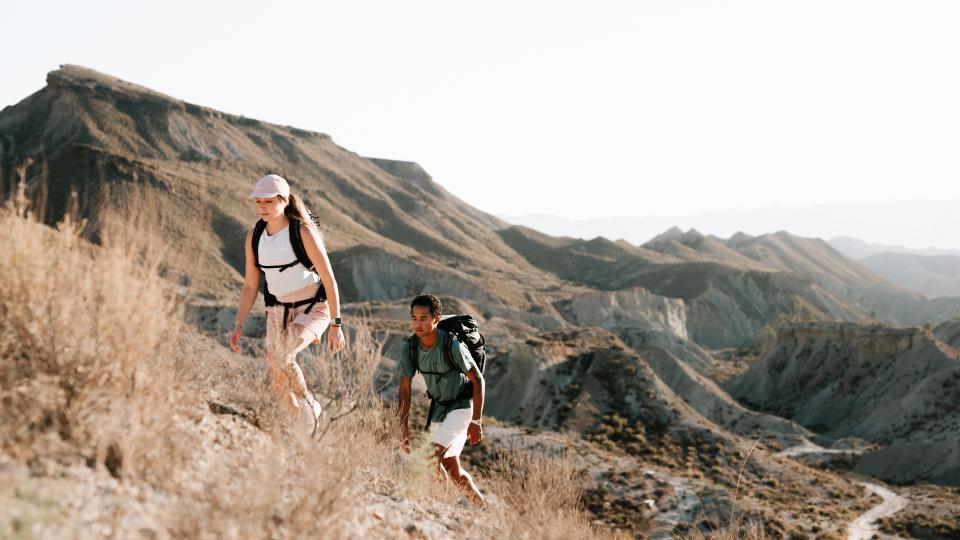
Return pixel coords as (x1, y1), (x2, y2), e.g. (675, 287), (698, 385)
(333, 317), (342, 326)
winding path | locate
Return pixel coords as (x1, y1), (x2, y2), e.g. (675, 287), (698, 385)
(776, 440), (908, 540)
(846, 481), (908, 540)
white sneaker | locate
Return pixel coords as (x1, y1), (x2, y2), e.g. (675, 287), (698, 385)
(301, 397), (322, 436)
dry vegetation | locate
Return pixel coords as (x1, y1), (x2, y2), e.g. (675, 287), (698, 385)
(0, 193), (617, 539)
(877, 485), (960, 539)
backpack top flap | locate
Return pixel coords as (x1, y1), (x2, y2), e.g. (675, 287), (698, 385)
(437, 315), (486, 373)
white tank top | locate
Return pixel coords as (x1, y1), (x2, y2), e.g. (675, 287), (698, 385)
(258, 225), (320, 297)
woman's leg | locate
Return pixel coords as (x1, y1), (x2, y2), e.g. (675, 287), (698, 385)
(266, 354), (296, 415)
(268, 323), (318, 416)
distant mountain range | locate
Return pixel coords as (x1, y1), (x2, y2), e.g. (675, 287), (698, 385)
(828, 237), (960, 299)
(828, 236), (960, 259)
(503, 201), (960, 251)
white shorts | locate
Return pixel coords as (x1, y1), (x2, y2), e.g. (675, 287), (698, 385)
(431, 407), (472, 459)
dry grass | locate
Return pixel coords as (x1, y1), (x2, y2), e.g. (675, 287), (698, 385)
(0, 186), (176, 467)
(484, 449), (612, 539)
(0, 191), (624, 539)
(0, 187), (791, 539)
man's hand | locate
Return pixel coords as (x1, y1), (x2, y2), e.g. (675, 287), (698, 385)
(400, 423), (411, 454)
(230, 329), (242, 353)
(467, 422), (482, 445)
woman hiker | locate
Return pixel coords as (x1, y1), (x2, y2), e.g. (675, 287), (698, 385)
(230, 174), (345, 431)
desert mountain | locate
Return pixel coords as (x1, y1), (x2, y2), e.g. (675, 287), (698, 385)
(643, 227), (773, 272)
(0, 65), (559, 308)
(5, 66), (958, 347)
(856, 252), (960, 300)
(830, 235), (960, 259)
(501, 226), (873, 347)
(726, 231), (884, 298)
(727, 321), (960, 485)
(506, 201), (960, 251)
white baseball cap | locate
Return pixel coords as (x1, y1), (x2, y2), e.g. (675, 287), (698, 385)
(249, 174), (290, 199)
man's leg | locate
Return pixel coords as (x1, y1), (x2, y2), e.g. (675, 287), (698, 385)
(434, 444), (485, 505)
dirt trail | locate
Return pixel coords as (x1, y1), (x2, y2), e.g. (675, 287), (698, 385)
(776, 440), (907, 540)
(774, 438), (861, 458)
(846, 481), (908, 540)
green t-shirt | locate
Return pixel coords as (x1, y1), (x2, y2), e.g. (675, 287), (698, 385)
(399, 329), (477, 424)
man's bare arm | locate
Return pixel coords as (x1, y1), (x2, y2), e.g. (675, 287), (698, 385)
(398, 376), (412, 452)
(466, 368), (484, 445)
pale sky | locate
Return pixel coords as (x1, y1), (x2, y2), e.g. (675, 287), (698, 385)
(3, 1), (959, 220)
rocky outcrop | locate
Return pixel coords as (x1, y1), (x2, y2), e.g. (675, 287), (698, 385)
(728, 322), (960, 442)
(727, 322), (960, 485)
(621, 328), (811, 445)
(855, 441), (960, 486)
(934, 319), (960, 349)
(548, 288), (812, 443)
(331, 246), (495, 304)
(685, 272), (868, 348)
(556, 287), (689, 340)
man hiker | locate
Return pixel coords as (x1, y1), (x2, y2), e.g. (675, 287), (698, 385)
(398, 294), (486, 505)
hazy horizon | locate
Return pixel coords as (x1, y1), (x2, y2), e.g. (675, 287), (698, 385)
(4, 1), (960, 223)
(500, 198), (960, 251)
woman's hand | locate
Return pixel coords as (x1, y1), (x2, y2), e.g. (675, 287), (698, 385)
(328, 325), (345, 353)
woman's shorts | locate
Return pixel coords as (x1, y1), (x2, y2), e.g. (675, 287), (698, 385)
(265, 300), (330, 354)
(431, 407), (472, 459)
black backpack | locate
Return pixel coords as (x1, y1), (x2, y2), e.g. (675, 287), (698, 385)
(251, 217), (326, 321)
(408, 315), (486, 428)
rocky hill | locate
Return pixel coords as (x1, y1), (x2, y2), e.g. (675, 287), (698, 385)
(857, 252), (960, 300)
(643, 227), (772, 272)
(0, 65), (556, 308)
(727, 321), (960, 485)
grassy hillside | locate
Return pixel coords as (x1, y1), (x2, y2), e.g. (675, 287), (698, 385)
(0, 199), (608, 539)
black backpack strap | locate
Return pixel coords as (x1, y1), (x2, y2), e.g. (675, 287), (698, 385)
(442, 332), (474, 404)
(289, 222), (315, 271)
(252, 220), (267, 267)
(251, 221), (279, 307)
(289, 222), (328, 301)
(442, 332), (462, 373)
(408, 335), (419, 374)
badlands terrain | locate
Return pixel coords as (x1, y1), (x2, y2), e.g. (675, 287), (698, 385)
(2, 65), (959, 538)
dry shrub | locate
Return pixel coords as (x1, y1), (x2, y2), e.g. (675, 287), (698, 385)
(673, 516), (769, 540)
(158, 321), (397, 539)
(485, 449), (604, 539)
(0, 186), (610, 538)
(0, 187), (178, 471)
(674, 440), (769, 540)
(299, 320), (385, 439)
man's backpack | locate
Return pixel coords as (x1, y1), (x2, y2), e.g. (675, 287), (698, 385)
(408, 314), (486, 428)
(251, 215), (325, 307)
